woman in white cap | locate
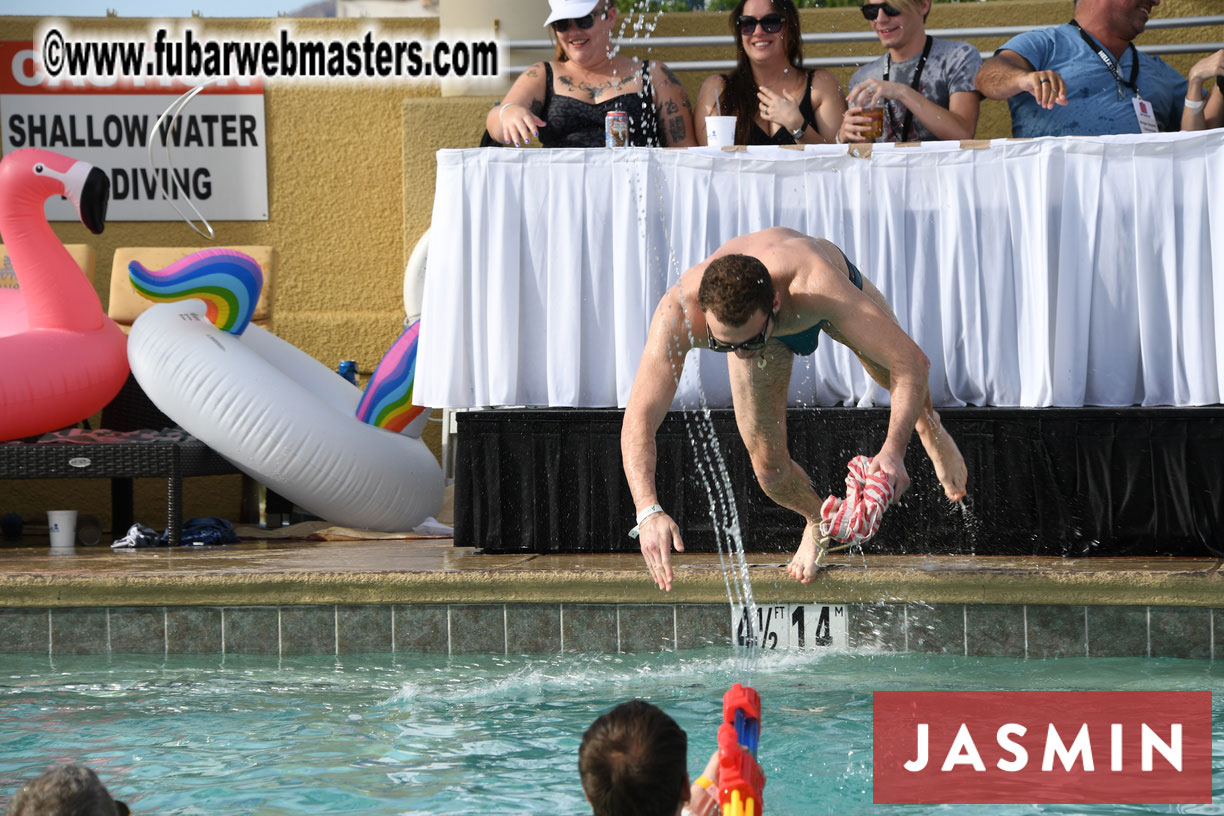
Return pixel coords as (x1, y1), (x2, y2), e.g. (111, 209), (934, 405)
(694, 0), (845, 146)
(485, 0), (696, 148)
(838, 0), (980, 144)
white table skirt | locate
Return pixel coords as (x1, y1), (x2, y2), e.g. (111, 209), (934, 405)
(417, 132), (1224, 409)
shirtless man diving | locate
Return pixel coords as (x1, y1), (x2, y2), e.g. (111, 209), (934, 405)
(620, 227), (967, 591)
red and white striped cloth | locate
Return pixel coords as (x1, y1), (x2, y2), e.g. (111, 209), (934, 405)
(818, 455), (895, 546)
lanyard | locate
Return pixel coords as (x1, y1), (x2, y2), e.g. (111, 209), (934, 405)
(883, 35), (933, 143)
(1070, 20), (1140, 100)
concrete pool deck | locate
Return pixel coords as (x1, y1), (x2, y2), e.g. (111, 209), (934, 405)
(0, 537), (1220, 609)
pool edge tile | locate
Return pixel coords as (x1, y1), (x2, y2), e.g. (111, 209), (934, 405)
(109, 607), (167, 655)
(51, 607), (108, 655)
(166, 607), (222, 654)
(223, 606), (280, 655)
(0, 607), (50, 654)
(505, 603), (561, 654)
(393, 605), (449, 653)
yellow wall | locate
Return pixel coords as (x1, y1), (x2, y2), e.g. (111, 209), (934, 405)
(1, 2), (1219, 531)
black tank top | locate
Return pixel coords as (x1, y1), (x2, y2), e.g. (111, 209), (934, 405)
(537, 61), (662, 148)
(736, 70), (818, 146)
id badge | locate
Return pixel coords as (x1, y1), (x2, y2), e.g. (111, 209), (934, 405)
(1133, 97), (1158, 133)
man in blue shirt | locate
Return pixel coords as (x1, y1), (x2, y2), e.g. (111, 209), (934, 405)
(975, 0), (1187, 137)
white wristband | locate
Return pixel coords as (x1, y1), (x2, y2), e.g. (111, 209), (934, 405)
(627, 504), (664, 539)
(1184, 97), (1206, 111)
(636, 504), (664, 525)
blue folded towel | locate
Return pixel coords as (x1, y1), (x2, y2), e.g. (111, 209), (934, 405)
(111, 517), (240, 548)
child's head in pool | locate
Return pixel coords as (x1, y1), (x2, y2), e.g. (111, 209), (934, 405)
(579, 700), (690, 816)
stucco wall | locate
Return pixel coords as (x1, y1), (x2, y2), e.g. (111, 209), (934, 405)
(1, 2), (1219, 532)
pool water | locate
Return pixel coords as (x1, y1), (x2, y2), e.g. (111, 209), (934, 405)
(1, 649), (1220, 815)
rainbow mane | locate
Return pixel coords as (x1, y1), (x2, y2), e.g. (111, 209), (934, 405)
(128, 248), (263, 335)
(356, 319), (426, 433)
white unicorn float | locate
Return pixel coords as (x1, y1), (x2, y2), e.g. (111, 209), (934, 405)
(126, 249), (444, 532)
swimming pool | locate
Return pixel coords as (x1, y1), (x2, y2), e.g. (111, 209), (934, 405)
(1, 649), (1220, 815)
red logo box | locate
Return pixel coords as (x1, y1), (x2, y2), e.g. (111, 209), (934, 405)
(873, 691), (1212, 804)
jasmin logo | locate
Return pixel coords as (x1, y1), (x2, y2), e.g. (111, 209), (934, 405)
(872, 691), (1212, 804)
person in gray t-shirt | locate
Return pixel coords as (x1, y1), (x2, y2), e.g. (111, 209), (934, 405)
(839, 0), (981, 143)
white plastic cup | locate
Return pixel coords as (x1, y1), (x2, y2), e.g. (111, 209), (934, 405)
(705, 116), (737, 149)
(47, 510), (78, 549)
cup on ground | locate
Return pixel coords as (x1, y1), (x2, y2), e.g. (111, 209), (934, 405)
(705, 116), (737, 149)
(47, 510), (78, 549)
(76, 514), (103, 547)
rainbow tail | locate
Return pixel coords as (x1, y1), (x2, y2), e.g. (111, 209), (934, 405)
(128, 248), (262, 335)
(355, 319), (426, 435)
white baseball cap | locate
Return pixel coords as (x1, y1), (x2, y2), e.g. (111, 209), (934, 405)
(544, 0), (601, 27)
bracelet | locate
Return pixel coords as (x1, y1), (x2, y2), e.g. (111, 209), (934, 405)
(694, 775), (714, 790)
(1184, 97), (1206, 111)
(627, 504), (664, 539)
(835, 132), (843, 145)
(498, 102), (518, 122)
(636, 504), (664, 525)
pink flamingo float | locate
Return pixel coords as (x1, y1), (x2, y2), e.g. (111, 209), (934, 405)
(0, 148), (127, 440)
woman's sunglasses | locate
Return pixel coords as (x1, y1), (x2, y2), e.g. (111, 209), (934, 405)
(861, 2), (904, 20)
(552, 10), (603, 33)
(707, 313), (772, 353)
(737, 13), (785, 35)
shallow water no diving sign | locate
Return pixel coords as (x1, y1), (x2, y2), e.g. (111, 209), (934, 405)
(734, 604), (847, 651)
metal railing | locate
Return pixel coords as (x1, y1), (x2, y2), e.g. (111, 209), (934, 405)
(505, 14), (1224, 73)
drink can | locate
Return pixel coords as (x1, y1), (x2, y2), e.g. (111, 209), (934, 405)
(605, 111), (629, 148)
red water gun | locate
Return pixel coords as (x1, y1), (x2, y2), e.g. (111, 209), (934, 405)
(717, 683), (765, 816)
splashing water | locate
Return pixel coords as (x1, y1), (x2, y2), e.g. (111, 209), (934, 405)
(619, 74), (763, 679)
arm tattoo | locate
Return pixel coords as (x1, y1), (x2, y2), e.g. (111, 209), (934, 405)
(659, 63), (683, 88)
(667, 115), (687, 145)
(664, 99), (679, 116)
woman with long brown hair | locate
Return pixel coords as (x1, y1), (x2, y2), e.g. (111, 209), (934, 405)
(694, 0), (844, 146)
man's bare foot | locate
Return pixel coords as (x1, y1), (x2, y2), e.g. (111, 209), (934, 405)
(917, 408), (968, 502)
(786, 523), (824, 584)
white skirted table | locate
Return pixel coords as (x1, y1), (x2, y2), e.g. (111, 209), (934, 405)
(417, 132), (1224, 410)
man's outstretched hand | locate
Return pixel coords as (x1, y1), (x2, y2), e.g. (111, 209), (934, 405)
(638, 512), (685, 591)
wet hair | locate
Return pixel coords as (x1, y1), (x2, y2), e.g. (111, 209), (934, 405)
(6, 764), (124, 816)
(720, 0), (804, 145)
(698, 254), (774, 326)
(578, 700), (689, 816)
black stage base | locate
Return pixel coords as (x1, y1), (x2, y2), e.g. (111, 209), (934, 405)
(454, 408), (1224, 557)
